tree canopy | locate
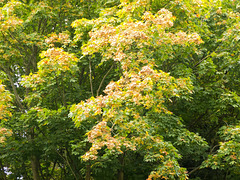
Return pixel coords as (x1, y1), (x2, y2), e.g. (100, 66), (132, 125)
(0, 0), (240, 179)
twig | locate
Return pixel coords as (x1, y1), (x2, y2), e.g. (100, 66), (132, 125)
(193, 54), (211, 68)
(89, 57), (94, 96)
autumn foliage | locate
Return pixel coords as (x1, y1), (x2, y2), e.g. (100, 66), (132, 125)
(0, 0), (240, 179)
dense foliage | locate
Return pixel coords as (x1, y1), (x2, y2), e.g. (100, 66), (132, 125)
(0, 0), (240, 179)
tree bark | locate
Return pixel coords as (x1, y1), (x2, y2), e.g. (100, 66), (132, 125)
(30, 128), (41, 180)
(85, 163), (91, 180)
(118, 153), (125, 180)
(118, 171), (124, 180)
(31, 155), (41, 180)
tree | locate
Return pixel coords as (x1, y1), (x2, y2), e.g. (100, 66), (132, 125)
(70, 1), (208, 179)
(0, 0), (112, 179)
(70, 0), (240, 179)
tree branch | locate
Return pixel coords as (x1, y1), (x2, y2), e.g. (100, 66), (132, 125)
(188, 165), (201, 175)
(97, 64), (114, 96)
(1, 66), (24, 110)
(36, 126), (78, 180)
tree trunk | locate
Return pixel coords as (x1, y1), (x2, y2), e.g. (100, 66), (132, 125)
(85, 163), (91, 180)
(118, 153), (125, 180)
(31, 155), (41, 180)
(30, 128), (41, 180)
(118, 171), (124, 180)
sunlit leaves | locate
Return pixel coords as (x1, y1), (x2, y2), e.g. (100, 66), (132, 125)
(45, 32), (71, 47)
(71, 66), (193, 124)
(0, 81), (12, 120)
(38, 48), (78, 74)
(0, 81), (12, 143)
(0, 127), (12, 144)
(1, 0), (240, 179)
(0, 1), (24, 31)
(70, 65), (194, 179)
(73, 7), (203, 72)
(202, 125), (240, 174)
(21, 48), (79, 88)
(69, 1), (209, 179)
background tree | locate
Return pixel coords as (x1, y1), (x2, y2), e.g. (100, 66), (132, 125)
(0, 0), (114, 179)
